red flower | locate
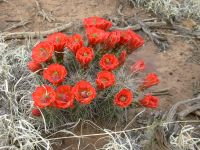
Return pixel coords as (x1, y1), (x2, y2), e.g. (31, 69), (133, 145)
(43, 64), (67, 85)
(32, 108), (41, 117)
(47, 32), (68, 52)
(131, 60), (145, 72)
(73, 80), (96, 104)
(83, 16), (112, 30)
(32, 41), (54, 63)
(104, 31), (120, 49)
(65, 34), (84, 54)
(118, 30), (132, 45)
(96, 71), (115, 90)
(32, 85), (56, 108)
(76, 47), (94, 66)
(99, 54), (119, 71)
(27, 61), (42, 72)
(55, 85), (74, 109)
(140, 94), (159, 108)
(118, 50), (127, 65)
(114, 89), (133, 108)
(142, 73), (159, 89)
(86, 27), (107, 45)
(128, 30), (144, 51)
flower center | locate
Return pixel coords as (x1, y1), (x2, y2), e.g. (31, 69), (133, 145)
(92, 33), (97, 38)
(52, 71), (60, 81)
(41, 93), (50, 103)
(83, 52), (88, 57)
(102, 78), (108, 84)
(121, 33), (125, 37)
(105, 58), (111, 64)
(80, 91), (91, 98)
(74, 38), (79, 43)
(56, 37), (61, 43)
(39, 48), (49, 57)
(120, 96), (127, 102)
(58, 94), (67, 102)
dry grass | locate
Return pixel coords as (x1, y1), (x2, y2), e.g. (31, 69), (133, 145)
(169, 125), (200, 150)
(0, 37), (52, 149)
(129, 0), (200, 21)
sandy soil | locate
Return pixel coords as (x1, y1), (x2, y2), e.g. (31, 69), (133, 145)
(1, 0), (200, 149)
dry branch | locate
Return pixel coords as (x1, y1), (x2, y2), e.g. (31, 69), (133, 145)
(152, 89), (171, 96)
(5, 20), (21, 22)
(1, 22), (73, 40)
(35, 0), (55, 22)
(111, 21), (167, 31)
(3, 20), (31, 31)
(173, 25), (200, 37)
(136, 18), (169, 51)
(166, 96), (200, 122)
(178, 104), (200, 119)
(193, 110), (200, 117)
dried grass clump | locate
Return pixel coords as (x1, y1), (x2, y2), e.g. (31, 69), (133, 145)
(0, 38), (51, 149)
(169, 125), (200, 150)
(97, 130), (144, 150)
(129, 0), (200, 21)
(98, 122), (200, 150)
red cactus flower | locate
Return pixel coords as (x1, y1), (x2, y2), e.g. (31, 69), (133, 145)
(131, 60), (145, 72)
(32, 85), (56, 108)
(141, 73), (159, 89)
(99, 54), (119, 71)
(128, 30), (144, 51)
(104, 31), (120, 49)
(118, 50), (127, 65)
(65, 34), (84, 54)
(114, 89), (133, 108)
(55, 85), (74, 109)
(32, 41), (54, 63)
(140, 94), (159, 108)
(43, 64), (67, 85)
(73, 80), (96, 104)
(96, 71), (115, 90)
(76, 47), (94, 66)
(47, 32), (68, 52)
(32, 108), (41, 117)
(27, 61), (42, 72)
(86, 27), (107, 45)
(118, 30), (132, 45)
(83, 16), (112, 30)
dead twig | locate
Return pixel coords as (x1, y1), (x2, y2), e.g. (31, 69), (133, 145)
(193, 110), (200, 117)
(173, 25), (200, 38)
(111, 21), (167, 31)
(117, 4), (125, 16)
(35, 0), (55, 23)
(1, 22), (73, 40)
(193, 81), (200, 97)
(5, 20), (21, 22)
(155, 31), (200, 39)
(3, 20), (31, 31)
(143, 18), (157, 22)
(152, 88), (171, 96)
(166, 96), (200, 122)
(136, 18), (169, 51)
(178, 104), (200, 119)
